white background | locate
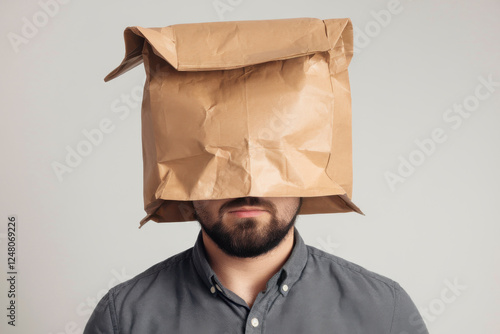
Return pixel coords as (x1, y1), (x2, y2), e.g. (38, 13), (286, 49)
(1, 0), (499, 333)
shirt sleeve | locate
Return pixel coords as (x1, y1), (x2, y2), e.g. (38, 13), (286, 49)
(83, 291), (117, 334)
(389, 282), (429, 334)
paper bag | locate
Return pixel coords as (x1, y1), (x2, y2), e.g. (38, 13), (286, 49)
(104, 17), (363, 227)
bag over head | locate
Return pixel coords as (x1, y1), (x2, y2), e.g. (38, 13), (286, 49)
(104, 17), (363, 227)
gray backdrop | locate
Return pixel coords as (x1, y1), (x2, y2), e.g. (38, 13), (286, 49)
(1, 0), (499, 333)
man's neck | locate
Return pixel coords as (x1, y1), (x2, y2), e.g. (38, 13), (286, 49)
(201, 227), (295, 308)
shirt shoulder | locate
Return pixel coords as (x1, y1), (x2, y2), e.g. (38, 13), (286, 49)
(112, 247), (194, 293)
(306, 244), (398, 289)
(304, 245), (428, 334)
(83, 248), (195, 334)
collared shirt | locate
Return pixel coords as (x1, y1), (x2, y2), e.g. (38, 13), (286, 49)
(83, 228), (429, 334)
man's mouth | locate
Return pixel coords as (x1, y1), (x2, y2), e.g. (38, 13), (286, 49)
(228, 206), (268, 218)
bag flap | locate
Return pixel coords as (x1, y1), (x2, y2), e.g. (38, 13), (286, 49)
(104, 17), (352, 82)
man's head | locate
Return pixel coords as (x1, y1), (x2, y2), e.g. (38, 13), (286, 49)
(192, 197), (303, 258)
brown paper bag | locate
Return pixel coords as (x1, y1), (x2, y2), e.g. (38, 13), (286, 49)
(104, 17), (363, 227)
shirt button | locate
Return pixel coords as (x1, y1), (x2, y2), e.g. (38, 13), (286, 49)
(282, 284), (289, 292)
(210, 286), (216, 294)
(251, 317), (259, 327)
(215, 284), (222, 292)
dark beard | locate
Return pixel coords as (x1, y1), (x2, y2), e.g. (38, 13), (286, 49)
(194, 198), (302, 258)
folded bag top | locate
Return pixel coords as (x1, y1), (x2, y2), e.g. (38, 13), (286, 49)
(105, 17), (363, 228)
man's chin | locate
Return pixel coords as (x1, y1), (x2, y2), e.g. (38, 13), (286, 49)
(201, 218), (295, 258)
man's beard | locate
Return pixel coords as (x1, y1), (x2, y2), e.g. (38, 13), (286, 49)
(193, 198), (302, 258)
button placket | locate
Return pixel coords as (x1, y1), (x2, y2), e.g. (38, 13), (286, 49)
(244, 282), (285, 332)
(245, 311), (263, 333)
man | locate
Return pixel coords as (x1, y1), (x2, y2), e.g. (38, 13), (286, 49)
(86, 17), (429, 333)
(83, 195), (429, 333)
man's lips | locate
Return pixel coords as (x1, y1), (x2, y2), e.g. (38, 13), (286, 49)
(227, 206), (268, 218)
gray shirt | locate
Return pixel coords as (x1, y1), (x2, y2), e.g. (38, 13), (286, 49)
(83, 228), (429, 333)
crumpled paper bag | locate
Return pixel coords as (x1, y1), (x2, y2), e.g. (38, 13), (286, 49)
(104, 17), (363, 227)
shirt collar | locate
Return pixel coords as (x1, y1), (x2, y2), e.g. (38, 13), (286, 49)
(192, 227), (308, 297)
